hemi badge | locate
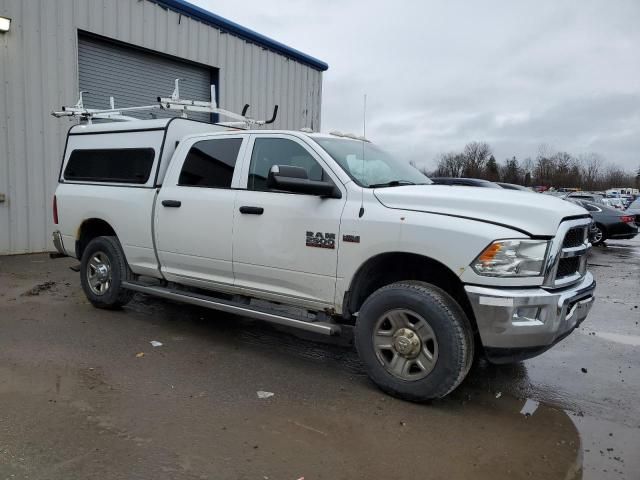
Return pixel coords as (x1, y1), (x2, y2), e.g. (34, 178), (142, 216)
(479, 296), (514, 307)
(343, 234), (360, 243)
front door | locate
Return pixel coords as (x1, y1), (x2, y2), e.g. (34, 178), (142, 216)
(155, 134), (247, 288)
(233, 134), (346, 308)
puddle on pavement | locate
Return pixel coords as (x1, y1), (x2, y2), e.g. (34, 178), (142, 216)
(597, 243), (640, 259)
(0, 364), (584, 480)
(0, 365), (112, 398)
(581, 331), (640, 346)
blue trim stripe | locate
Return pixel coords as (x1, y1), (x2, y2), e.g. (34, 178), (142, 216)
(152, 0), (329, 72)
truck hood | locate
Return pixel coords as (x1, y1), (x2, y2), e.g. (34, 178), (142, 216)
(373, 185), (589, 236)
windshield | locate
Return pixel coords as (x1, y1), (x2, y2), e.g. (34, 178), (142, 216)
(313, 137), (431, 187)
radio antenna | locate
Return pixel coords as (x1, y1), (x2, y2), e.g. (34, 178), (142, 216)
(363, 94), (367, 138)
(358, 94), (367, 218)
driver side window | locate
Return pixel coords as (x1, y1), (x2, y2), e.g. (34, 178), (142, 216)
(248, 138), (325, 191)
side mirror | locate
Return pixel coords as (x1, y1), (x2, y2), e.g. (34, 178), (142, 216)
(267, 165), (341, 198)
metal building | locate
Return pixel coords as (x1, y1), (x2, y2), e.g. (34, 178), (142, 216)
(0, 0), (328, 254)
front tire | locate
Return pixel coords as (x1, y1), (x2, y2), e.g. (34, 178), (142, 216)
(80, 236), (134, 309)
(354, 281), (474, 401)
(591, 223), (606, 245)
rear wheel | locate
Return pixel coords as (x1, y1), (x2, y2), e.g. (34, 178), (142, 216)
(354, 281), (474, 401)
(80, 236), (134, 309)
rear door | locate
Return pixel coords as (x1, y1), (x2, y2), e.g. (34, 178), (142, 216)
(232, 134), (346, 308)
(155, 134), (247, 288)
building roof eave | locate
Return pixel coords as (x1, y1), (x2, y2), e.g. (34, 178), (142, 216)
(151, 0), (329, 72)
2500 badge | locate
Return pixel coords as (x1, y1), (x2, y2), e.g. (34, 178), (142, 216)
(306, 231), (336, 249)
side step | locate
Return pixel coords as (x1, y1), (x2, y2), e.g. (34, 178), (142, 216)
(122, 281), (341, 336)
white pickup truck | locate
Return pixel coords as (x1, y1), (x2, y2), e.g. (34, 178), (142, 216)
(52, 117), (596, 401)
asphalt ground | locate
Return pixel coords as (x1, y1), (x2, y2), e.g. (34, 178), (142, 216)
(0, 236), (638, 479)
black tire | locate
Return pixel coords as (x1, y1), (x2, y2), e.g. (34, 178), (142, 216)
(80, 236), (134, 309)
(354, 281), (474, 401)
(591, 223), (606, 246)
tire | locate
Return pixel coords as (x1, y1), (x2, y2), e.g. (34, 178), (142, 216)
(591, 223), (606, 246)
(80, 236), (134, 309)
(354, 281), (474, 401)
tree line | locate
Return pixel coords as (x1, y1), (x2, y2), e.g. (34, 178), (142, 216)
(423, 142), (640, 190)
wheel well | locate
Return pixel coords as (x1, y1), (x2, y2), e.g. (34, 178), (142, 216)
(344, 252), (477, 330)
(76, 219), (117, 259)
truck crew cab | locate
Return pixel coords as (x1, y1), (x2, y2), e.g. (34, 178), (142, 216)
(52, 94), (596, 402)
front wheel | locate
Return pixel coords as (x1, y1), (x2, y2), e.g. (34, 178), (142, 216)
(591, 223), (606, 245)
(354, 281), (474, 401)
(80, 236), (134, 309)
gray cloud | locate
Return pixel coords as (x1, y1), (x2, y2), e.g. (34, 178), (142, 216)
(196, 0), (640, 171)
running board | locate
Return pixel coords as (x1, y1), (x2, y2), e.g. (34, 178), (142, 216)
(122, 281), (340, 336)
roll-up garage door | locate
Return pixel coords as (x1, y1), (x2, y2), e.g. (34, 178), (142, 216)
(78, 34), (214, 122)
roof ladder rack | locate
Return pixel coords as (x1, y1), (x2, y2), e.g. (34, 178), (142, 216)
(52, 78), (278, 128)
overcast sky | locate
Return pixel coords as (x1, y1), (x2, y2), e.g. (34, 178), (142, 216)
(194, 0), (639, 171)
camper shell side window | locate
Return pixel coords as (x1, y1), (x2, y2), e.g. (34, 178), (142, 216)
(63, 148), (155, 184)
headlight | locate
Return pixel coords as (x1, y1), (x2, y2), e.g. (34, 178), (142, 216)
(472, 239), (549, 277)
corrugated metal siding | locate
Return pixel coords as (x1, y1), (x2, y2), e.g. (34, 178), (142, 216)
(0, 0), (323, 254)
(78, 34), (213, 121)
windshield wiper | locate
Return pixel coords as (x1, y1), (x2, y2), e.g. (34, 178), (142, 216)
(368, 180), (418, 188)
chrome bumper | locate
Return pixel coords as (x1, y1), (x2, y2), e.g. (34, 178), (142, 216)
(465, 272), (595, 355)
(52, 230), (66, 255)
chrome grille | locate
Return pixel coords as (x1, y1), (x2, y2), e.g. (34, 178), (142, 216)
(544, 219), (590, 288)
(556, 257), (580, 278)
(563, 227), (586, 248)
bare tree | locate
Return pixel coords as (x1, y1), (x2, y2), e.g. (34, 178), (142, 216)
(534, 156), (555, 186)
(537, 143), (554, 162)
(462, 142), (491, 177)
(521, 157), (534, 176)
(430, 143), (634, 190)
(580, 153), (603, 190)
(552, 152), (573, 187)
(602, 164), (629, 188)
(434, 152), (465, 177)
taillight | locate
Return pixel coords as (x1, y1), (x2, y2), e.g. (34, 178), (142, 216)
(53, 195), (58, 224)
(620, 215), (634, 224)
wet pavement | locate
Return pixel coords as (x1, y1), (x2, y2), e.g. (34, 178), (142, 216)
(0, 237), (638, 479)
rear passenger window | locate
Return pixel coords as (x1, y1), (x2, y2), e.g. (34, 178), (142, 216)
(64, 148), (155, 184)
(179, 138), (243, 188)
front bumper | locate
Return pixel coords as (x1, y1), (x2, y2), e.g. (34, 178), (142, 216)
(465, 272), (595, 363)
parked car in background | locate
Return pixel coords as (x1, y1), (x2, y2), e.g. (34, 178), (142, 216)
(568, 199), (638, 245)
(430, 177), (501, 188)
(625, 198), (640, 224)
(497, 182), (533, 192)
(603, 198), (625, 210)
(620, 195), (635, 208)
(567, 192), (605, 204)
